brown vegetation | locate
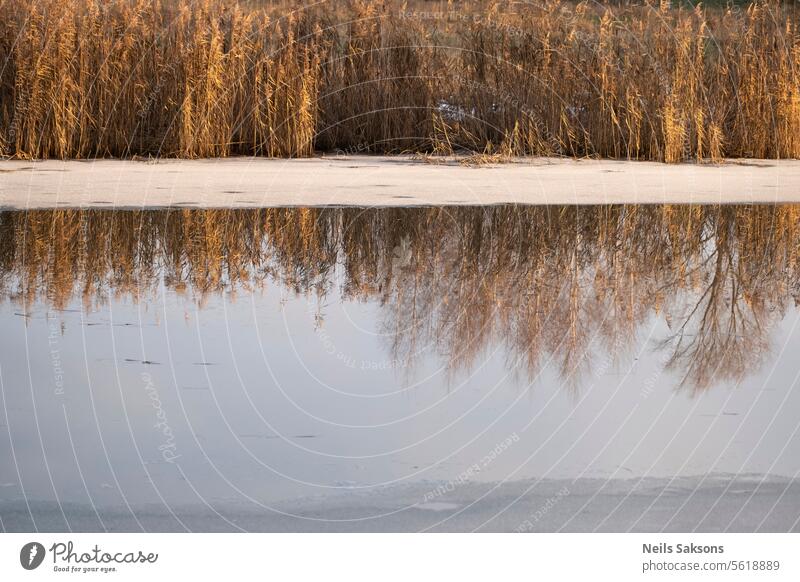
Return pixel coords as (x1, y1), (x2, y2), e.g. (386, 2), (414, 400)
(0, 0), (798, 161)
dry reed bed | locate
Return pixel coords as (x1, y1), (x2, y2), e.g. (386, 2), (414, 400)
(0, 0), (798, 161)
(1, 204), (799, 389)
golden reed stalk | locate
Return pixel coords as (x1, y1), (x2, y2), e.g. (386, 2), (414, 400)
(0, 0), (798, 161)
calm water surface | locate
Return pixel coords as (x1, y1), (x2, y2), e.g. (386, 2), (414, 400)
(1, 205), (799, 531)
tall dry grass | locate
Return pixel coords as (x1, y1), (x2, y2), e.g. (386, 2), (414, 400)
(0, 0), (798, 161)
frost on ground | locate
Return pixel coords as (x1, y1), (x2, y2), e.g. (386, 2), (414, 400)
(2, 157), (800, 208)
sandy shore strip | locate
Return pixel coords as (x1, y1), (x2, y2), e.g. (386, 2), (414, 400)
(2, 156), (800, 208)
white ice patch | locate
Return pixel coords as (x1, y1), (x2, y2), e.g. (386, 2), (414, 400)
(415, 502), (460, 511)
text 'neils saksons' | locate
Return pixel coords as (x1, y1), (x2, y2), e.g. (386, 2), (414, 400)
(643, 543), (724, 554)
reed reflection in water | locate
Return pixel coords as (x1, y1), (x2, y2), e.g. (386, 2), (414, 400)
(1, 204), (798, 393)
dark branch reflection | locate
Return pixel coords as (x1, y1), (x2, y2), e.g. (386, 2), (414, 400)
(1, 205), (798, 393)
